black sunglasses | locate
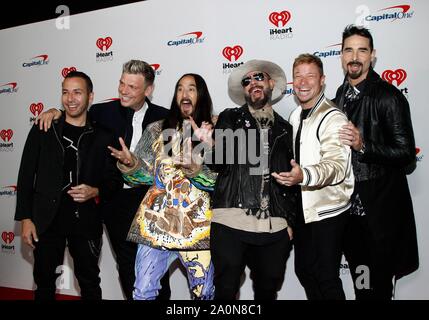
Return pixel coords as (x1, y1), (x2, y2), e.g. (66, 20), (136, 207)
(241, 72), (266, 87)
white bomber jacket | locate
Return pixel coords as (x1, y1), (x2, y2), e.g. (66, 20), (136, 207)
(289, 93), (354, 223)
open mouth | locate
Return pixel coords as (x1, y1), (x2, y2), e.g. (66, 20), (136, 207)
(120, 96), (132, 103)
(249, 86), (264, 99)
(180, 99), (193, 113)
(348, 62), (362, 72)
(66, 104), (79, 110)
(296, 88), (311, 97)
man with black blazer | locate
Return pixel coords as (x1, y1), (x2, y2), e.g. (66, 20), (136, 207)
(36, 60), (170, 300)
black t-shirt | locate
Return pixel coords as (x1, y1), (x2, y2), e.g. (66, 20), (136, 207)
(294, 108), (311, 228)
(52, 121), (85, 235)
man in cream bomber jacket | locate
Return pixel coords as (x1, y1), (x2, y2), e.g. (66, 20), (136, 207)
(272, 54), (354, 300)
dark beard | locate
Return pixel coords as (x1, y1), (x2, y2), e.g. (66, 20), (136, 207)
(245, 88), (272, 110)
(347, 61), (363, 80)
(348, 70), (363, 80)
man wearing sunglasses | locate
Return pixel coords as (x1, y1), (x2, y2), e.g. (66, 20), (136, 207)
(208, 60), (298, 300)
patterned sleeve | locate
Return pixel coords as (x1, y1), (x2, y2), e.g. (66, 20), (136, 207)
(121, 121), (163, 186)
(189, 163), (217, 192)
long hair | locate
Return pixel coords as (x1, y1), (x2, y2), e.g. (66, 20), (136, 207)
(163, 73), (213, 129)
(162, 73), (213, 150)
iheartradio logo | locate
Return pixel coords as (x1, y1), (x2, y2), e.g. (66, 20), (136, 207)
(96, 37), (113, 51)
(382, 69), (407, 86)
(61, 67), (77, 78)
(30, 103), (44, 116)
(1, 231), (14, 244)
(222, 46), (243, 62)
(0, 129), (13, 142)
(269, 11), (291, 27)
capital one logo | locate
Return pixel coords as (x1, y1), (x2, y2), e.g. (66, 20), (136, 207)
(268, 11), (291, 27)
(0, 129), (13, 142)
(222, 46), (243, 62)
(0, 185), (17, 197)
(150, 63), (162, 76)
(382, 69), (407, 86)
(151, 64), (160, 71)
(61, 67), (77, 78)
(22, 55), (49, 68)
(285, 81), (294, 97)
(416, 147), (423, 162)
(96, 37), (112, 51)
(30, 103), (44, 116)
(0, 82), (18, 94)
(167, 31), (205, 47)
(366, 4), (414, 22)
(2, 231), (14, 244)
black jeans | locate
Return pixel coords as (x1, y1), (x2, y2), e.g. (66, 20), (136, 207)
(103, 187), (170, 300)
(294, 212), (347, 300)
(210, 222), (291, 300)
(33, 227), (102, 300)
(344, 214), (394, 300)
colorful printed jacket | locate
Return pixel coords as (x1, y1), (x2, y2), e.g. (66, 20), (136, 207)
(120, 120), (216, 250)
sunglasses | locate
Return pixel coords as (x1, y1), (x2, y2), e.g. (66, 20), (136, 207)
(241, 72), (266, 87)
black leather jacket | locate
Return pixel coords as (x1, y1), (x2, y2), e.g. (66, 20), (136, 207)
(334, 67), (416, 181)
(15, 114), (123, 238)
(334, 68), (419, 278)
(209, 105), (298, 227)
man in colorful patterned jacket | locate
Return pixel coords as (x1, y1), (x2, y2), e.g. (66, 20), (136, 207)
(109, 73), (216, 300)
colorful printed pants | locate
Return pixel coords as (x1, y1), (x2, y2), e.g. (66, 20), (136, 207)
(133, 244), (214, 300)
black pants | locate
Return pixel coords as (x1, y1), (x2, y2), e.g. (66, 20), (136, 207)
(294, 212), (347, 300)
(33, 227), (102, 300)
(210, 222), (291, 300)
(344, 214), (394, 300)
(103, 187), (170, 300)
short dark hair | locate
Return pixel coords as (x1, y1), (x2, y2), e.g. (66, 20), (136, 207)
(342, 25), (374, 52)
(122, 59), (155, 86)
(293, 53), (324, 76)
(64, 71), (93, 93)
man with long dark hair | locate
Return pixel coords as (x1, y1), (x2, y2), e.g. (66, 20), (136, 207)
(109, 73), (216, 300)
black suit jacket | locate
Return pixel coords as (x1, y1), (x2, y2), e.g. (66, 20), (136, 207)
(88, 98), (169, 221)
(88, 98), (169, 148)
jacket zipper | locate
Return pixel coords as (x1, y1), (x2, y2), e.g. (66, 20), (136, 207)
(268, 128), (288, 231)
(74, 128), (94, 218)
